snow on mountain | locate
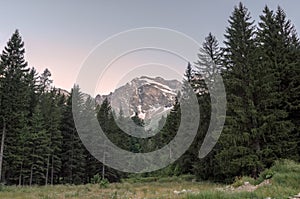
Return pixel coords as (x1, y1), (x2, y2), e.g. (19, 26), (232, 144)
(95, 76), (182, 132)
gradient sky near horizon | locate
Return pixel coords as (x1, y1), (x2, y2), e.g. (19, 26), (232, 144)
(0, 0), (299, 95)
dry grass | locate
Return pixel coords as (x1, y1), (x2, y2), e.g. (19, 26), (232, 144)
(0, 181), (219, 199)
(0, 160), (299, 199)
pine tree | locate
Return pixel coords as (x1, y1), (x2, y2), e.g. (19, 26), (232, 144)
(257, 6), (300, 165)
(38, 68), (53, 93)
(215, 3), (263, 181)
(195, 33), (222, 81)
(16, 112), (31, 185)
(45, 89), (63, 185)
(82, 96), (102, 183)
(193, 33), (222, 180)
(26, 68), (39, 117)
(129, 112), (144, 153)
(0, 30), (31, 184)
(96, 98), (123, 182)
(27, 104), (50, 185)
(61, 85), (86, 184)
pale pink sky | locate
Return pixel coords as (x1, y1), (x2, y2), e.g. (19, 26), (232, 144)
(0, 1), (299, 95)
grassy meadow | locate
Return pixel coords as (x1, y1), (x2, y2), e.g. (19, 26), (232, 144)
(0, 160), (299, 199)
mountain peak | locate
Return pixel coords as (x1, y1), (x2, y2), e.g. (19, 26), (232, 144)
(96, 76), (182, 131)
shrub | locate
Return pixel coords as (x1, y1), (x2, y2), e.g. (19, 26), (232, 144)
(91, 173), (101, 184)
(91, 173), (109, 188)
(99, 178), (109, 188)
(232, 176), (243, 188)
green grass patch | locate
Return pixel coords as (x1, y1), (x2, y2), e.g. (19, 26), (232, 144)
(188, 159), (300, 199)
(0, 160), (298, 199)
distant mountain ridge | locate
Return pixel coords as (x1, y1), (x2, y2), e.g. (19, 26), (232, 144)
(95, 76), (182, 130)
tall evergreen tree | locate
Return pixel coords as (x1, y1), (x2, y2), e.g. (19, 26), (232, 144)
(257, 6), (300, 165)
(0, 30), (31, 184)
(45, 89), (63, 185)
(216, 3), (263, 181)
(35, 69), (63, 185)
(193, 33), (222, 180)
(28, 104), (50, 185)
(96, 98), (123, 182)
(195, 33), (222, 80)
(61, 86), (86, 184)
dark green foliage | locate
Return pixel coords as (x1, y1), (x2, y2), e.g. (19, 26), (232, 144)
(0, 30), (31, 184)
(27, 104), (50, 185)
(256, 6), (300, 165)
(94, 97), (124, 182)
(60, 86), (86, 184)
(216, 2), (263, 180)
(193, 33), (221, 181)
(0, 3), (299, 185)
(193, 3), (300, 182)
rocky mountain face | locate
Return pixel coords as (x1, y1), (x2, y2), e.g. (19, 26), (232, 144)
(95, 76), (182, 130)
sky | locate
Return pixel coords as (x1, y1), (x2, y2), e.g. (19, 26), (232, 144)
(0, 0), (299, 95)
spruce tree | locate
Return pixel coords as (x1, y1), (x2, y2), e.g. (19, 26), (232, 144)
(257, 6), (300, 165)
(96, 98), (123, 182)
(28, 104), (50, 185)
(0, 30), (31, 184)
(216, 3), (263, 180)
(193, 33), (222, 180)
(61, 86), (86, 184)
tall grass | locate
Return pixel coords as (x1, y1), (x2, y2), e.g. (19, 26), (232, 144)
(188, 159), (300, 199)
(0, 160), (298, 199)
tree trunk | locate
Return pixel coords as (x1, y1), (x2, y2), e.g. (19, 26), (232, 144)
(29, 165), (33, 186)
(102, 141), (106, 180)
(18, 162), (23, 186)
(70, 131), (74, 183)
(102, 156), (105, 180)
(45, 155), (50, 186)
(0, 119), (6, 182)
(51, 156), (54, 185)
